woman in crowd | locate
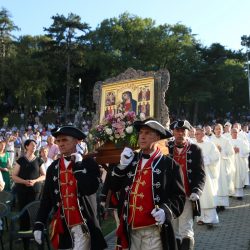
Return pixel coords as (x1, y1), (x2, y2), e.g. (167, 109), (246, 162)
(0, 139), (11, 191)
(39, 146), (53, 172)
(12, 139), (46, 231)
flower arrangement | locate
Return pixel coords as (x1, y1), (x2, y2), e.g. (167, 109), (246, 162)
(88, 111), (142, 149)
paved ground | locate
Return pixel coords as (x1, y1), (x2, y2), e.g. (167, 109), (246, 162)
(105, 186), (250, 250)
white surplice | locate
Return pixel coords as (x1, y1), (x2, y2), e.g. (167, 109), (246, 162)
(229, 137), (250, 196)
(210, 135), (235, 206)
(195, 140), (220, 223)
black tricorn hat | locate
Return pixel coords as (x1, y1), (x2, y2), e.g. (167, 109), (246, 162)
(51, 126), (86, 140)
(170, 120), (192, 131)
(133, 118), (173, 139)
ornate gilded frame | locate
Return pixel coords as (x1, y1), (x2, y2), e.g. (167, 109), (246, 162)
(92, 68), (170, 127)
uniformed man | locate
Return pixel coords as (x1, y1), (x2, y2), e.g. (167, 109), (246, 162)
(109, 118), (186, 250)
(168, 120), (206, 250)
(33, 125), (107, 250)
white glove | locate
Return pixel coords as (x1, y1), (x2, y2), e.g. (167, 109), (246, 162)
(34, 230), (42, 245)
(71, 153), (83, 163)
(151, 208), (165, 225)
(120, 147), (134, 167)
(189, 193), (199, 201)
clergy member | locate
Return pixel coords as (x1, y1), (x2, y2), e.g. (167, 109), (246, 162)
(210, 123), (235, 211)
(229, 128), (250, 199)
(194, 127), (220, 227)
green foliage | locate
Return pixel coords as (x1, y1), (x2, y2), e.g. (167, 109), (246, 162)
(0, 7), (19, 58)
(0, 8), (248, 123)
(44, 13), (90, 115)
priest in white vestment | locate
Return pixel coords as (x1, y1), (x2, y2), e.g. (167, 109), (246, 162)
(233, 123), (249, 143)
(233, 123), (250, 186)
(194, 127), (220, 225)
(229, 128), (250, 199)
(204, 125), (214, 141)
(223, 122), (232, 140)
(210, 124), (235, 210)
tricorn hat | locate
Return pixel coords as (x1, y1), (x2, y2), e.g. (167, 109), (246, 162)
(170, 120), (192, 131)
(133, 118), (173, 139)
(51, 126), (86, 140)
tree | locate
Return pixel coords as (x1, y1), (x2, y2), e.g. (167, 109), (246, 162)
(86, 13), (201, 94)
(193, 44), (247, 122)
(12, 35), (50, 113)
(44, 13), (90, 117)
(0, 7), (19, 106)
(241, 35), (250, 106)
(0, 7), (19, 58)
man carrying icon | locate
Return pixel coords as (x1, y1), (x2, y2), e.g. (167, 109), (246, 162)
(109, 118), (186, 250)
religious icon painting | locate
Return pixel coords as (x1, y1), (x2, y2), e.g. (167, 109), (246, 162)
(99, 77), (154, 122)
(105, 91), (116, 106)
(93, 68), (170, 128)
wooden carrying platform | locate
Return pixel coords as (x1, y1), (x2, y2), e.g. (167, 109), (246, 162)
(92, 140), (168, 165)
(94, 142), (127, 165)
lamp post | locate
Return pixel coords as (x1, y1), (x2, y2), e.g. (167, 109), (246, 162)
(78, 78), (81, 110)
(241, 35), (250, 106)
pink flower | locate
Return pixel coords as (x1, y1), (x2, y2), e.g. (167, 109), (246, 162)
(89, 111), (139, 148)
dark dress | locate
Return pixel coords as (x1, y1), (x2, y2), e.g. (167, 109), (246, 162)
(16, 156), (44, 229)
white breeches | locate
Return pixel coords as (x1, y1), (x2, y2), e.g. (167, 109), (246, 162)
(172, 198), (194, 240)
(130, 225), (163, 250)
(70, 225), (91, 250)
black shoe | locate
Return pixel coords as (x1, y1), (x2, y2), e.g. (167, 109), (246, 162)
(237, 197), (243, 200)
(176, 238), (181, 250)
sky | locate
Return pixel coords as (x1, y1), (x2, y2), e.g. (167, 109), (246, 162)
(1, 0), (250, 51)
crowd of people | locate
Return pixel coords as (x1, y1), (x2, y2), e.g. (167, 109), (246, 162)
(0, 116), (249, 250)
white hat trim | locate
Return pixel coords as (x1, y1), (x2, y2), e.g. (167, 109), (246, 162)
(144, 120), (165, 130)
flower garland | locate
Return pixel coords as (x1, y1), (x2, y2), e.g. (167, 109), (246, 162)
(88, 111), (142, 148)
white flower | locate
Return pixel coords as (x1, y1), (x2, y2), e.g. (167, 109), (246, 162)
(115, 134), (120, 139)
(105, 127), (113, 135)
(125, 126), (133, 134)
(120, 132), (126, 138)
(90, 111), (138, 147)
